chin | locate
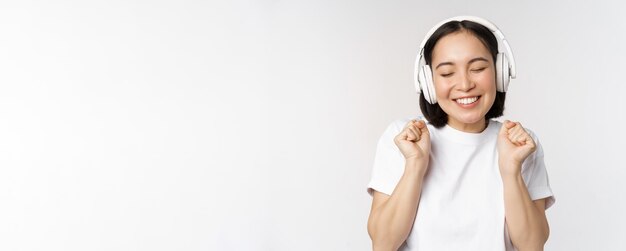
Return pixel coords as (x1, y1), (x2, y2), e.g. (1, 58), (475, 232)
(456, 118), (484, 124)
(449, 113), (486, 124)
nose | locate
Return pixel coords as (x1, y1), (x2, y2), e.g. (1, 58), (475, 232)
(456, 71), (475, 92)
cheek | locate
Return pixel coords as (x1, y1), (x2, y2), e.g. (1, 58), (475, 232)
(433, 78), (453, 97)
(474, 71), (496, 91)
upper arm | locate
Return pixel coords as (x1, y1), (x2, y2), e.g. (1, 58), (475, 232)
(533, 198), (546, 212)
(370, 190), (391, 213)
(367, 190), (391, 235)
(533, 198), (550, 237)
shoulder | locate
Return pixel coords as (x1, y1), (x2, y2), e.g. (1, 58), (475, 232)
(377, 115), (426, 139)
(384, 115), (429, 133)
(492, 119), (541, 140)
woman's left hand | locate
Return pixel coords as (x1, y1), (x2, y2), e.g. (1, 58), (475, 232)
(497, 120), (536, 175)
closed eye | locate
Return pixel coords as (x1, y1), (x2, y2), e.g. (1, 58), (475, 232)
(471, 67), (486, 73)
(441, 73), (453, 77)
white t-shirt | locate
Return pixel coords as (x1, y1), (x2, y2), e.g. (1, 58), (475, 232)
(367, 116), (555, 251)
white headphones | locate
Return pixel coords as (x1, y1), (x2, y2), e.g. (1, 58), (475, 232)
(414, 16), (517, 104)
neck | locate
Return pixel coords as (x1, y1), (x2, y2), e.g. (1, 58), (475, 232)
(447, 118), (488, 133)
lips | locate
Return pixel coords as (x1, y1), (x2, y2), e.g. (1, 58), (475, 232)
(454, 96), (480, 105)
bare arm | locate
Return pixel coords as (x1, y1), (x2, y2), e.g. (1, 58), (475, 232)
(497, 120), (550, 250)
(502, 170), (549, 251)
(367, 119), (430, 251)
(367, 159), (427, 251)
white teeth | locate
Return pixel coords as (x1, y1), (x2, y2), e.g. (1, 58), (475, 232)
(455, 96), (479, 105)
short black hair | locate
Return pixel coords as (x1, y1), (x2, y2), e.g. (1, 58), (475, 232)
(419, 20), (506, 128)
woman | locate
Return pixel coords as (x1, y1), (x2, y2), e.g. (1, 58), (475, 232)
(366, 16), (555, 251)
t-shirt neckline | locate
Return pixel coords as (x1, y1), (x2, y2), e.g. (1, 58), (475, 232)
(437, 120), (498, 145)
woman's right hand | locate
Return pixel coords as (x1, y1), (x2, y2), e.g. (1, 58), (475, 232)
(394, 119), (431, 166)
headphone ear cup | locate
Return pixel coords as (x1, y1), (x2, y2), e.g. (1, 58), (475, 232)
(421, 65), (437, 104)
(495, 53), (510, 92)
(418, 65), (429, 103)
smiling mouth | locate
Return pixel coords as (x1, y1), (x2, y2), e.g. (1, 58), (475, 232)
(454, 96), (481, 105)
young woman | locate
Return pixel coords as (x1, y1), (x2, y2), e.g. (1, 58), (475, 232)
(366, 16), (555, 251)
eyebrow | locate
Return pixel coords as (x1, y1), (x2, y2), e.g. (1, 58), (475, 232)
(435, 57), (489, 70)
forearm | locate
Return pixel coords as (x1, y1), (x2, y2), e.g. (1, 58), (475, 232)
(501, 166), (549, 251)
(369, 159), (427, 251)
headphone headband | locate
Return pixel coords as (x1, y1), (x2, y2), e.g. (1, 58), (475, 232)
(416, 16), (516, 77)
(419, 16), (503, 49)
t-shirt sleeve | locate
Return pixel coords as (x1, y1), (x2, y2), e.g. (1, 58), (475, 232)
(521, 130), (556, 209)
(366, 119), (407, 196)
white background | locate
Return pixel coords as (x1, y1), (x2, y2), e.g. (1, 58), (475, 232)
(1, 0), (625, 250)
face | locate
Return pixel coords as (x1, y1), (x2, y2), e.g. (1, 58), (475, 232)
(430, 30), (497, 132)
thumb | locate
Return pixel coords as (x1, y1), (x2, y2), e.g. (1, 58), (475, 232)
(417, 120), (430, 137)
(499, 120), (514, 136)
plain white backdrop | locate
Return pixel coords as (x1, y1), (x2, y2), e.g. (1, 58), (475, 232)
(1, 0), (625, 250)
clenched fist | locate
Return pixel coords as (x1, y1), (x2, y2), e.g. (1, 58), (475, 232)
(497, 120), (537, 175)
(394, 119), (431, 166)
